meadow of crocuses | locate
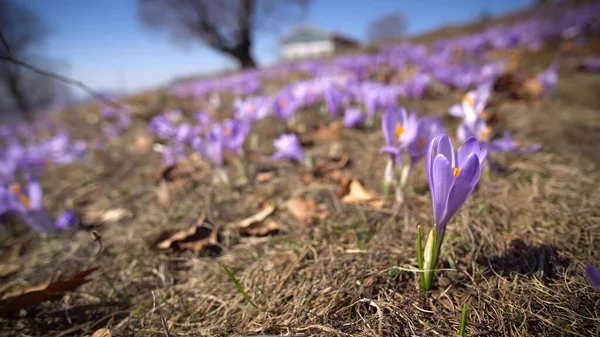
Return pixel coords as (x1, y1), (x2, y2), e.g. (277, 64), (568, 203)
(1, 2), (599, 336)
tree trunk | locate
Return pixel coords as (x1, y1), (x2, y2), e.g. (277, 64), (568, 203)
(238, 52), (256, 69)
(227, 41), (256, 69)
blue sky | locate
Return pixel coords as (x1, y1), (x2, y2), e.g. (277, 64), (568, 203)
(27, 0), (534, 94)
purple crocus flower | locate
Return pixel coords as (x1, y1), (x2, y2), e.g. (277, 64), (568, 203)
(221, 118), (250, 156)
(273, 91), (298, 121)
(6, 176), (55, 232)
(405, 74), (431, 98)
(191, 125), (224, 168)
(271, 134), (304, 162)
(174, 123), (195, 144)
(233, 96), (270, 123)
(42, 132), (86, 165)
(324, 86), (343, 117)
(380, 107), (419, 162)
(363, 88), (380, 118)
(426, 135), (487, 236)
(457, 118), (492, 145)
(193, 110), (212, 130)
(448, 82), (491, 123)
(55, 210), (79, 229)
(148, 115), (177, 140)
(585, 264), (600, 293)
(458, 120), (541, 155)
(407, 116), (444, 166)
(487, 132), (541, 154)
(343, 107), (366, 128)
(536, 64), (558, 99)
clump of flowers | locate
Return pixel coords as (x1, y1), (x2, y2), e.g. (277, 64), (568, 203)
(1, 175), (77, 233)
(380, 107), (444, 199)
(99, 106), (131, 139)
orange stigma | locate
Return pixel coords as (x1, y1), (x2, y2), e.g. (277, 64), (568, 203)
(463, 94), (475, 109)
(9, 184), (31, 210)
(223, 128), (231, 136)
(479, 127), (492, 141)
(279, 98), (288, 108)
(248, 104), (255, 113)
(395, 122), (404, 140)
(453, 168), (460, 177)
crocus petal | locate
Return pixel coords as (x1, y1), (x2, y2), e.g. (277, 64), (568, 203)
(437, 134), (455, 167)
(478, 149), (488, 166)
(381, 108), (397, 146)
(379, 145), (400, 155)
(585, 264), (600, 293)
(448, 104), (464, 118)
(425, 138), (438, 196)
(432, 154), (453, 227)
(457, 137), (481, 168)
(441, 153), (480, 229)
(55, 210), (78, 229)
(26, 177), (43, 210)
(521, 143), (542, 154)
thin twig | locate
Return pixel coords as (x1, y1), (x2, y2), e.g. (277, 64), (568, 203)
(161, 317), (172, 337)
(0, 29), (126, 110)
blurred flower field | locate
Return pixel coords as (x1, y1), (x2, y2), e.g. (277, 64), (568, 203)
(1, 2), (600, 336)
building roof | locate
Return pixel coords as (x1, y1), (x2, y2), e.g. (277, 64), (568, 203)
(280, 25), (359, 46)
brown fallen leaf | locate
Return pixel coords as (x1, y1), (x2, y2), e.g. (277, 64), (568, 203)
(255, 171), (275, 183)
(313, 121), (343, 143)
(240, 221), (281, 236)
(315, 152), (350, 176)
(0, 268), (97, 316)
(234, 204), (278, 236)
(336, 174), (352, 199)
(91, 329), (112, 337)
(234, 204), (275, 229)
(340, 179), (384, 209)
(286, 198), (328, 228)
(158, 157), (202, 192)
(101, 208), (131, 223)
(158, 214), (221, 255)
(0, 265), (18, 279)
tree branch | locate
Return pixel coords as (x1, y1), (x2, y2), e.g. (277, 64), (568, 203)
(0, 30), (13, 59)
(0, 55), (125, 110)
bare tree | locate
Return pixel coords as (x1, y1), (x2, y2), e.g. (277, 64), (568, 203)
(138, 0), (309, 69)
(367, 12), (408, 44)
(0, 0), (72, 118)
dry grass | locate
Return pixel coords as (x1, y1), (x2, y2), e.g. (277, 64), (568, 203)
(1, 14), (600, 337)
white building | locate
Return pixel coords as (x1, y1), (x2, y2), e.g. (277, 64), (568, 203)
(280, 26), (359, 61)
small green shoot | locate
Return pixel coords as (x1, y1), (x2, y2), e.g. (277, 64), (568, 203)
(445, 251), (457, 276)
(220, 263), (258, 308)
(459, 302), (468, 337)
